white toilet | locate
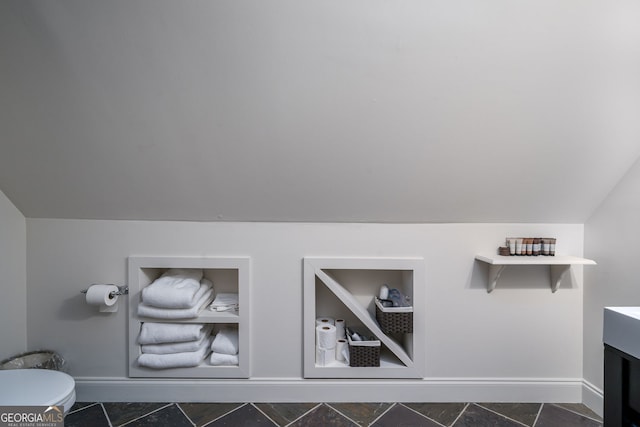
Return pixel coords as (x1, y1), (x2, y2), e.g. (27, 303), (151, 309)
(0, 369), (76, 414)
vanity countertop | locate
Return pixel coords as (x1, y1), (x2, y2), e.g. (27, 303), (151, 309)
(604, 307), (640, 358)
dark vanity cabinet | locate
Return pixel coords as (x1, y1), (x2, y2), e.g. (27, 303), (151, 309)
(605, 344), (640, 426)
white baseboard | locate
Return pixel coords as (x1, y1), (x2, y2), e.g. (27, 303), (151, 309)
(582, 379), (604, 418)
(75, 377), (584, 404)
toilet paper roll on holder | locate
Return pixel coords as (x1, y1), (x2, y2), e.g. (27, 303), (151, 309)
(80, 285), (129, 298)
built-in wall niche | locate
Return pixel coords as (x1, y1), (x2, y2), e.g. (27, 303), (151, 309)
(128, 256), (250, 379)
(304, 257), (425, 379)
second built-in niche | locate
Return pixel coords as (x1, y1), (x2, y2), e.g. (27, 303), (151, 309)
(304, 257), (425, 379)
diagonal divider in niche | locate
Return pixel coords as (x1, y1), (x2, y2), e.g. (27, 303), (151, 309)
(315, 268), (413, 367)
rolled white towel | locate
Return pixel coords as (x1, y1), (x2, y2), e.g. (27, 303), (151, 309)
(137, 336), (213, 369)
(211, 326), (239, 355)
(138, 289), (213, 320)
(141, 325), (213, 354)
(138, 322), (209, 345)
(141, 269), (205, 308)
(210, 352), (239, 366)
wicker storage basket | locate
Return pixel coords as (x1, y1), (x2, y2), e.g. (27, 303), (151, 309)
(375, 298), (413, 334)
(347, 329), (380, 367)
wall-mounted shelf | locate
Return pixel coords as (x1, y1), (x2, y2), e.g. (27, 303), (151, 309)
(475, 254), (596, 293)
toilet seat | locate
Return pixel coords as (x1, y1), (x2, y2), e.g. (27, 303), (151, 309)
(0, 369), (76, 413)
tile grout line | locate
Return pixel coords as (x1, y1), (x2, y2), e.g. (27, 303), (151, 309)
(549, 403), (603, 423)
(367, 403), (400, 427)
(450, 403), (470, 426)
(67, 402), (100, 415)
(100, 403), (115, 427)
(200, 403), (249, 427)
(473, 403), (534, 427)
(322, 403), (364, 426)
(397, 403), (448, 427)
(283, 403), (323, 427)
(531, 403), (544, 427)
(250, 403), (283, 427)
(174, 403), (197, 427)
(116, 403), (174, 427)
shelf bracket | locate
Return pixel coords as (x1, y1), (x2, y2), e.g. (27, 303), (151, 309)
(487, 265), (507, 293)
(550, 265), (570, 293)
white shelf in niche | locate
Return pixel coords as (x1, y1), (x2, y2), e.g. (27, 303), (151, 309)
(475, 254), (596, 293)
(128, 256), (250, 379)
(304, 257), (425, 379)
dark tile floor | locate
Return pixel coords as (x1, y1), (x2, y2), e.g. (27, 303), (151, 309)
(65, 401), (603, 426)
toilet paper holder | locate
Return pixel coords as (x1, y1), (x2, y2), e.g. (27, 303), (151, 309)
(81, 285), (129, 298)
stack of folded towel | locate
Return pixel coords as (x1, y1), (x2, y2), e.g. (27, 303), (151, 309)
(138, 269), (214, 319)
(137, 322), (213, 369)
(210, 326), (239, 366)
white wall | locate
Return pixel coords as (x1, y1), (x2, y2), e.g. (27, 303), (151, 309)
(2, 1), (639, 223)
(584, 157), (640, 411)
(26, 219), (587, 402)
(0, 189), (26, 361)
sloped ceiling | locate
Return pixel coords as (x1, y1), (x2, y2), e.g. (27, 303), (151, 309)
(1, 1), (639, 223)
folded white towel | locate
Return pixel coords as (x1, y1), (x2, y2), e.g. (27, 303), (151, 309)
(210, 352), (239, 366)
(141, 325), (213, 354)
(209, 293), (239, 312)
(211, 326), (239, 355)
(141, 269), (205, 308)
(138, 289), (214, 319)
(169, 278), (213, 309)
(137, 337), (213, 369)
(138, 322), (209, 345)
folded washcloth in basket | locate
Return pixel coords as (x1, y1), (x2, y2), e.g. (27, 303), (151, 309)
(210, 352), (238, 366)
(141, 269), (205, 308)
(138, 289), (213, 319)
(138, 322), (210, 345)
(141, 325), (213, 354)
(211, 326), (239, 355)
(137, 336), (213, 369)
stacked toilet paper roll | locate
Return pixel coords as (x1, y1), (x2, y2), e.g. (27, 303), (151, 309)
(315, 320), (337, 366)
(334, 319), (346, 339)
(333, 319), (348, 362)
(315, 317), (335, 326)
(335, 338), (348, 362)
